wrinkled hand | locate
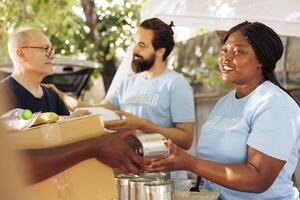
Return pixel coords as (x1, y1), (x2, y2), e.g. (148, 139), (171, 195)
(94, 131), (150, 174)
(145, 139), (191, 172)
(42, 83), (78, 111)
(104, 110), (145, 131)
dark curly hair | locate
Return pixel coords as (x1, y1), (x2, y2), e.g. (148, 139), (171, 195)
(140, 18), (175, 61)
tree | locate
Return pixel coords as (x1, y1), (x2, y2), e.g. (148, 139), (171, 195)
(0, 0), (143, 91)
(79, 0), (143, 91)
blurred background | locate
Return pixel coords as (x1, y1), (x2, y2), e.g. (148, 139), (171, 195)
(1, 0), (300, 194)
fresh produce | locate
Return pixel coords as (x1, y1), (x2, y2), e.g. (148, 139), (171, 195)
(33, 112), (58, 126)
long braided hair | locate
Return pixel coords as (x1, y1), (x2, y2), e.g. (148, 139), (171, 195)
(224, 21), (299, 105)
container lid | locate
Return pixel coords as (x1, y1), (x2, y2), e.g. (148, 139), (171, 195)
(115, 174), (139, 179)
(141, 172), (167, 180)
(130, 177), (154, 189)
(115, 174), (139, 185)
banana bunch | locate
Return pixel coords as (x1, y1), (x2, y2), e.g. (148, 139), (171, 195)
(33, 112), (59, 126)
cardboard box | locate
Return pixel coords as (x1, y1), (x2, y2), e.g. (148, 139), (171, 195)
(9, 114), (118, 200)
(10, 114), (105, 149)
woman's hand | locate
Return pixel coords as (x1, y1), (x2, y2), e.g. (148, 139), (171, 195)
(104, 110), (145, 131)
(145, 139), (195, 172)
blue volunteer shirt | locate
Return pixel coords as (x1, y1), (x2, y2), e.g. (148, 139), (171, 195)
(197, 81), (300, 200)
(107, 68), (195, 128)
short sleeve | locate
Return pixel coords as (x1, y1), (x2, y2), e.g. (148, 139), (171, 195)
(247, 107), (297, 160)
(105, 82), (121, 108)
(170, 79), (195, 122)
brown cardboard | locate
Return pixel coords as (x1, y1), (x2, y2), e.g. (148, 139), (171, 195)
(9, 114), (118, 200)
(10, 114), (105, 149)
(27, 159), (118, 200)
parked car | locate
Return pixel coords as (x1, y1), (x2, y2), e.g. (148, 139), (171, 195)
(0, 56), (103, 99)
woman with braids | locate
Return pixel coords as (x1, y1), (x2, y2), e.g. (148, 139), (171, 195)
(146, 21), (300, 199)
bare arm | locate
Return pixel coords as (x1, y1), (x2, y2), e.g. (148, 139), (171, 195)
(139, 121), (194, 150)
(24, 131), (146, 183)
(98, 98), (119, 110)
(105, 111), (195, 150)
(44, 84), (194, 149)
(42, 83), (118, 111)
(189, 146), (285, 192)
(147, 141), (285, 193)
(24, 137), (95, 183)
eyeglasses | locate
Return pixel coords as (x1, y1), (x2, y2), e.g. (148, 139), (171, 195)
(20, 46), (54, 57)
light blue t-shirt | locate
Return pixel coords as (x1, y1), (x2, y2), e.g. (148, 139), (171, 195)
(197, 81), (300, 200)
(107, 68), (195, 129)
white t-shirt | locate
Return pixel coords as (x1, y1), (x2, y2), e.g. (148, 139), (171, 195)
(197, 81), (300, 200)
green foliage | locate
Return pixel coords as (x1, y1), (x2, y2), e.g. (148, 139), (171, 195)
(197, 55), (221, 86)
(0, 0), (85, 56)
(178, 54), (233, 92)
(0, 0), (144, 91)
(186, 55), (223, 86)
(93, 0), (143, 60)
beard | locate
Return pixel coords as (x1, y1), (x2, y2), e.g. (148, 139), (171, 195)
(131, 53), (155, 73)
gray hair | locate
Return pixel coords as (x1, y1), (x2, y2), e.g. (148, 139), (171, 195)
(7, 28), (37, 64)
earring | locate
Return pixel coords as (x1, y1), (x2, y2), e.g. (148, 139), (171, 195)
(258, 63), (262, 68)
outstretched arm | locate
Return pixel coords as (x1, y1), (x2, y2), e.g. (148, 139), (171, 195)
(24, 131), (146, 183)
(104, 111), (195, 150)
(146, 140), (285, 193)
(42, 84), (118, 111)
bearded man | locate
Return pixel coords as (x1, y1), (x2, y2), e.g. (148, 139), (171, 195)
(49, 18), (195, 150)
(104, 18), (195, 150)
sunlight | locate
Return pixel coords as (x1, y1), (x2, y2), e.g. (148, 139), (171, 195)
(72, 6), (85, 21)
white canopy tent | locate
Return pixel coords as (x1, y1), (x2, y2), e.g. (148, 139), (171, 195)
(105, 0), (300, 165)
(108, 0), (300, 95)
(141, 0), (300, 37)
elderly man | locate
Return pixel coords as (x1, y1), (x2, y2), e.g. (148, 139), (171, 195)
(0, 29), (146, 183)
(0, 29), (68, 115)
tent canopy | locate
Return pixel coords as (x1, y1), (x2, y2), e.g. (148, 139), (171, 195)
(141, 0), (300, 37)
(107, 0), (300, 95)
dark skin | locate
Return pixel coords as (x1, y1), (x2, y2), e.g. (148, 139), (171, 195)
(24, 131), (148, 183)
(146, 31), (286, 193)
(43, 27), (195, 150)
(4, 30), (148, 183)
(146, 140), (285, 193)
